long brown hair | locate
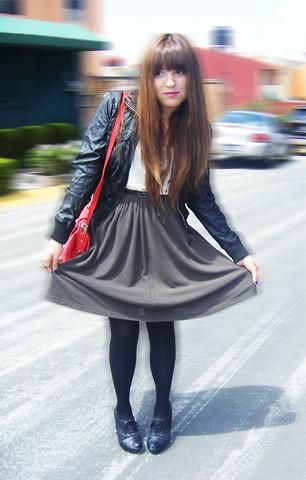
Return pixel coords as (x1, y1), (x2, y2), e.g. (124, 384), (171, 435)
(137, 33), (212, 210)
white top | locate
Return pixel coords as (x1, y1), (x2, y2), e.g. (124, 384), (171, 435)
(126, 142), (171, 194)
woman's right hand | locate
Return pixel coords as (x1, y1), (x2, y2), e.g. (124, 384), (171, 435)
(41, 239), (64, 272)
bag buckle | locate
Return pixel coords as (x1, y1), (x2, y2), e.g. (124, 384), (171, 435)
(81, 221), (88, 234)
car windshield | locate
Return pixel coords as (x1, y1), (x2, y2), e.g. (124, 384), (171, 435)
(216, 111), (268, 126)
(292, 109), (306, 122)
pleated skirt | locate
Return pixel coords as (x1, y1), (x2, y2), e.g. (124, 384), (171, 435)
(45, 189), (257, 322)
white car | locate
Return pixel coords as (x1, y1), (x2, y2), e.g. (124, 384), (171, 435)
(210, 110), (288, 165)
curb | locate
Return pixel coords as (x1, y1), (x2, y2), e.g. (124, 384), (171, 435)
(0, 184), (67, 210)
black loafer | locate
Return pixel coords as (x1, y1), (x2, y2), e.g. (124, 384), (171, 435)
(147, 405), (172, 454)
(114, 408), (144, 454)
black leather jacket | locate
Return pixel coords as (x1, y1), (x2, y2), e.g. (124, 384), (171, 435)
(50, 89), (250, 263)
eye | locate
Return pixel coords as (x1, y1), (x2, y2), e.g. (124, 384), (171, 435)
(175, 68), (185, 75)
(155, 68), (166, 76)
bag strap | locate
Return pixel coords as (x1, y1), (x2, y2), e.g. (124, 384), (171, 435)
(87, 90), (128, 220)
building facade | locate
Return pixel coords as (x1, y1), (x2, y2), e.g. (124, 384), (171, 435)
(0, 0), (109, 128)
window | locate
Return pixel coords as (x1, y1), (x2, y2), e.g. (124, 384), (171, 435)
(0, 0), (19, 14)
(64, 0), (85, 21)
(65, 0), (84, 9)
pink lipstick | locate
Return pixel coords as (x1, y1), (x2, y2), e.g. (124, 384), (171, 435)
(164, 92), (179, 97)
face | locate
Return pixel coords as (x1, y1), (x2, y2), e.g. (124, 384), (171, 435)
(154, 67), (188, 115)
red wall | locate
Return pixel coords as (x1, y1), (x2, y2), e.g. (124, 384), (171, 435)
(195, 48), (277, 109)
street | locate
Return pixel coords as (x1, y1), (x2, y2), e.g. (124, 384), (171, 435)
(1, 158), (306, 480)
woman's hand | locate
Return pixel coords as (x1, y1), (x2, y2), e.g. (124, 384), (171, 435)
(235, 255), (261, 285)
(41, 239), (63, 273)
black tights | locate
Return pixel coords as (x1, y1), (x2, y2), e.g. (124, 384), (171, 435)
(109, 317), (176, 419)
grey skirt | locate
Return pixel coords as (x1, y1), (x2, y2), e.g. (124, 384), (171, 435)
(46, 189), (257, 322)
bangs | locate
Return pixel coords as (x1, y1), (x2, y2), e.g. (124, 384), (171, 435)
(150, 39), (190, 75)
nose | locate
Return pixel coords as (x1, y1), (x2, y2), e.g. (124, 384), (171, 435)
(165, 72), (175, 87)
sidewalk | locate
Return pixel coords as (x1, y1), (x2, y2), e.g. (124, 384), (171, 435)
(0, 184), (67, 210)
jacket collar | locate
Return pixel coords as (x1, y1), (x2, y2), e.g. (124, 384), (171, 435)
(124, 89), (138, 114)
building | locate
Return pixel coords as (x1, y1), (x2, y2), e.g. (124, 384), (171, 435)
(286, 64), (306, 101)
(195, 47), (286, 115)
(0, 0), (110, 129)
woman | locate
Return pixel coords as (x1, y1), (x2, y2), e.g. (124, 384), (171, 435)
(41, 33), (261, 455)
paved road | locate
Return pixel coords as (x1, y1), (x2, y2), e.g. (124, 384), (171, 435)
(1, 158), (306, 480)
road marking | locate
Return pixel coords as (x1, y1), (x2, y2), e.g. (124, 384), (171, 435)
(0, 253), (39, 271)
(0, 225), (47, 243)
(0, 313), (106, 379)
(172, 303), (295, 434)
(190, 207), (305, 262)
(0, 301), (50, 329)
(0, 328), (107, 445)
(210, 354), (306, 480)
(0, 199), (56, 218)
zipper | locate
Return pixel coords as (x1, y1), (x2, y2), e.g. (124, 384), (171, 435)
(124, 97), (137, 114)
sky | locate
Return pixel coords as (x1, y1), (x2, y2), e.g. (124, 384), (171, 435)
(102, 0), (306, 63)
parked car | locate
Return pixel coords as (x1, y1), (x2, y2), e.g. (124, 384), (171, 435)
(209, 110), (288, 166)
(285, 106), (306, 156)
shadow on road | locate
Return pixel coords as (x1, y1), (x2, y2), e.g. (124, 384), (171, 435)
(139, 385), (295, 437)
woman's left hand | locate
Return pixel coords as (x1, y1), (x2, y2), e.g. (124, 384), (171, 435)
(235, 255), (261, 285)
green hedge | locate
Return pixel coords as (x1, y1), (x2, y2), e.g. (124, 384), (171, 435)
(18, 125), (55, 152)
(0, 123), (80, 163)
(0, 129), (24, 159)
(24, 143), (80, 176)
(0, 157), (18, 195)
(47, 123), (79, 143)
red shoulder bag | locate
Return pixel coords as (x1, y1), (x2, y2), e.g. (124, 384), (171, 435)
(59, 91), (128, 263)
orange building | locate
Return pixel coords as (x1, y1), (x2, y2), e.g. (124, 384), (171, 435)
(287, 65), (306, 100)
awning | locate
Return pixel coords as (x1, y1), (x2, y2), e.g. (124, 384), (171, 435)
(0, 16), (112, 51)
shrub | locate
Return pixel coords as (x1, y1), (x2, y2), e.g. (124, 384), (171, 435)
(18, 125), (55, 152)
(46, 123), (80, 143)
(0, 123), (80, 163)
(0, 129), (24, 161)
(0, 157), (18, 195)
(24, 143), (80, 175)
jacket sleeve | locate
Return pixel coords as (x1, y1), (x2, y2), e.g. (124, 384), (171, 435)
(48, 90), (119, 244)
(186, 167), (250, 262)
